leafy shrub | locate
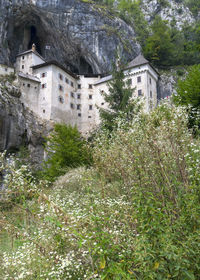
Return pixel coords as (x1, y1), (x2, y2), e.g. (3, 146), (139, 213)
(174, 64), (200, 107)
(42, 123), (91, 181)
(173, 64), (200, 131)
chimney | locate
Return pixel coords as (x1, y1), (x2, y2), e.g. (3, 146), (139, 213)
(32, 43), (36, 52)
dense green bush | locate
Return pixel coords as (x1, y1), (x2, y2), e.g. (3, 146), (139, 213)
(42, 123), (91, 181)
(174, 64), (200, 107)
(173, 64), (200, 130)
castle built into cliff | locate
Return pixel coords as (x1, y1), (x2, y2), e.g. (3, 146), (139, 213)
(0, 44), (159, 134)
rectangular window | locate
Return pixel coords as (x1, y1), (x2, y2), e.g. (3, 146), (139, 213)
(41, 72), (47, 78)
(70, 103), (74, 109)
(59, 73), (63, 80)
(138, 89), (142, 96)
(150, 91), (152, 98)
(22, 56), (25, 60)
(71, 81), (74, 87)
(27, 84), (30, 88)
(41, 83), (46, 89)
(137, 76), (141, 83)
(89, 94), (92, 99)
(78, 113), (81, 117)
(43, 109), (45, 113)
(149, 77), (152, 84)
(89, 84), (92, 89)
(59, 85), (63, 91)
(5, 68), (7, 72)
(71, 92), (74, 98)
(78, 84), (81, 89)
(77, 104), (81, 110)
(22, 65), (24, 69)
(77, 94), (81, 99)
(58, 96), (64, 104)
(65, 78), (69, 84)
(88, 116), (92, 118)
(89, 105), (93, 110)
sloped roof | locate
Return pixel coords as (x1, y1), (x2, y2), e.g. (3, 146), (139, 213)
(16, 49), (45, 62)
(126, 54), (159, 75)
(18, 72), (40, 82)
(31, 61), (78, 79)
(127, 54), (149, 68)
(94, 74), (112, 85)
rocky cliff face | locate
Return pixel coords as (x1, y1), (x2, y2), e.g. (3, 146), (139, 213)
(0, 77), (52, 165)
(141, 0), (195, 28)
(0, 0), (140, 74)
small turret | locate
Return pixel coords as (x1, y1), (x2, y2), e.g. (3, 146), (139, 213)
(32, 43), (36, 52)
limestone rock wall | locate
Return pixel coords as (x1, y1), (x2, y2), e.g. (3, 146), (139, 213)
(141, 0), (195, 28)
(0, 79), (52, 165)
(0, 0), (140, 74)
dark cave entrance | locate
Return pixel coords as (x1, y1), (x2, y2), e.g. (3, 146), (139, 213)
(27, 26), (42, 54)
(79, 57), (93, 74)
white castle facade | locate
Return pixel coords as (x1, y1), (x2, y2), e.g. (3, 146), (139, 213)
(1, 45), (159, 134)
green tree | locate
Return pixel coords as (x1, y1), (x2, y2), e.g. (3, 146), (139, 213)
(181, 22), (200, 65)
(43, 124), (90, 181)
(174, 64), (200, 107)
(185, 0), (200, 16)
(99, 56), (140, 131)
(144, 16), (174, 66)
(174, 64), (200, 130)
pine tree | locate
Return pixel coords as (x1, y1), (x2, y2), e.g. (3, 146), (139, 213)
(99, 55), (140, 131)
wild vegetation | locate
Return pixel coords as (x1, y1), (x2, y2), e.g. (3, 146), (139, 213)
(1, 100), (200, 279)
